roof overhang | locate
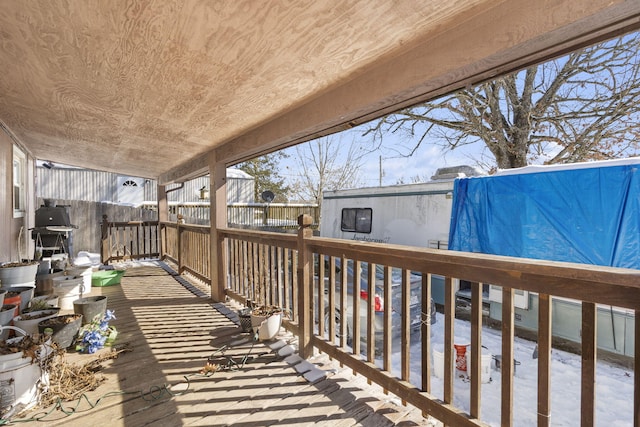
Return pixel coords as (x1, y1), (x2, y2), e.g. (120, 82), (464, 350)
(0, 0), (638, 184)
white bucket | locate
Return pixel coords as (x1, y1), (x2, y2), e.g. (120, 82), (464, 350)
(433, 349), (445, 379)
(0, 357), (43, 418)
(52, 275), (84, 310)
(251, 313), (282, 341)
(66, 266), (92, 295)
(466, 350), (493, 384)
(0, 331), (50, 418)
(432, 344), (455, 379)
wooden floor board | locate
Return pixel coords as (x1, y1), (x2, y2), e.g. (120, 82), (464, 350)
(14, 262), (434, 426)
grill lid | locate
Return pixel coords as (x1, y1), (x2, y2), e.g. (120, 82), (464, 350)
(34, 206), (76, 230)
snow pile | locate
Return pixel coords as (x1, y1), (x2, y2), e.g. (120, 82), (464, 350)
(392, 314), (633, 426)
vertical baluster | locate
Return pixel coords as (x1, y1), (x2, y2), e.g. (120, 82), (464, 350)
(401, 268), (411, 405)
(421, 272), (432, 417)
(383, 266), (392, 386)
(318, 254), (326, 338)
(352, 260), (361, 357)
(538, 293), (552, 427)
(367, 262), (376, 376)
(444, 276), (455, 406)
(328, 256), (336, 344)
(581, 302), (596, 427)
(501, 287), (515, 427)
(470, 281), (483, 419)
(340, 256), (348, 352)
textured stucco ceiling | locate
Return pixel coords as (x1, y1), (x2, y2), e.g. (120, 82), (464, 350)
(0, 0), (638, 182)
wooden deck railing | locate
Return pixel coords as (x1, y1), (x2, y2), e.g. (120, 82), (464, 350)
(140, 201), (320, 229)
(227, 202), (319, 230)
(100, 216), (160, 264)
(160, 222), (210, 284)
(103, 214), (640, 426)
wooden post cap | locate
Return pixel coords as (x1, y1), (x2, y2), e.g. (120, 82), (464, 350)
(298, 214), (313, 227)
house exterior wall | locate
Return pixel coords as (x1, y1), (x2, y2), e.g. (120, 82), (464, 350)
(0, 126), (36, 263)
(37, 167), (253, 204)
(0, 129), (10, 262)
(37, 166), (121, 203)
(144, 173), (254, 204)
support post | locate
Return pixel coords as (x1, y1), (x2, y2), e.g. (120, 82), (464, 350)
(297, 214), (313, 359)
(100, 215), (109, 265)
(209, 152), (228, 302)
(157, 184), (168, 260)
(177, 215), (183, 274)
(157, 184), (168, 223)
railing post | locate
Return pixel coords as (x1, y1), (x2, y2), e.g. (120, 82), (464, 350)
(100, 214), (109, 265)
(209, 153), (227, 302)
(158, 184), (168, 260)
(297, 214), (313, 359)
(177, 214), (183, 274)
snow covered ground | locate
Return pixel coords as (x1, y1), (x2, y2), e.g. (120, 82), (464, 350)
(388, 313), (634, 426)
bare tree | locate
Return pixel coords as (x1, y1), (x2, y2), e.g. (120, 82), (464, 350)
(365, 33), (640, 170)
(288, 136), (365, 209)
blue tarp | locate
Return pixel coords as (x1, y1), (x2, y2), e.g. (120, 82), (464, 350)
(448, 161), (640, 269)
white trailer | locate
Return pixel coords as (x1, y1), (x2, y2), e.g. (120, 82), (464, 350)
(319, 166), (486, 308)
(320, 180), (454, 250)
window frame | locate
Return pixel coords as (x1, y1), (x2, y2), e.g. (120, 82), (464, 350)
(340, 208), (372, 233)
(13, 146), (26, 218)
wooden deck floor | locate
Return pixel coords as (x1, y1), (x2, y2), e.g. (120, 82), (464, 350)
(15, 262), (435, 427)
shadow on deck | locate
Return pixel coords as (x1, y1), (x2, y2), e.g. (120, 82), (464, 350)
(18, 261), (434, 426)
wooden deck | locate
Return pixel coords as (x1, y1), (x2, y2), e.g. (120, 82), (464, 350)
(16, 262), (435, 426)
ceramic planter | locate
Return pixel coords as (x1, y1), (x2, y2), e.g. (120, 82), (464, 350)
(251, 311), (283, 341)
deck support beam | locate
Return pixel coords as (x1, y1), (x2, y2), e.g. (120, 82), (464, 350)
(209, 152), (228, 302)
(297, 214), (314, 358)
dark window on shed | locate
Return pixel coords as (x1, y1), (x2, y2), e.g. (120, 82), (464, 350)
(341, 208), (372, 233)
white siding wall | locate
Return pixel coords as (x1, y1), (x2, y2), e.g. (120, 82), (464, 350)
(37, 167), (254, 205)
(37, 167), (120, 203)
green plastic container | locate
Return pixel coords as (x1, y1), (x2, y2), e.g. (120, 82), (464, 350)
(91, 270), (125, 287)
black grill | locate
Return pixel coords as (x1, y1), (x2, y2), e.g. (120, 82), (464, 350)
(32, 200), (77, 257)
(35, 206), (73, 229)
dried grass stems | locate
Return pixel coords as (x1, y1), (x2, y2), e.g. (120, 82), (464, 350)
(38, 343), (132, 408)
